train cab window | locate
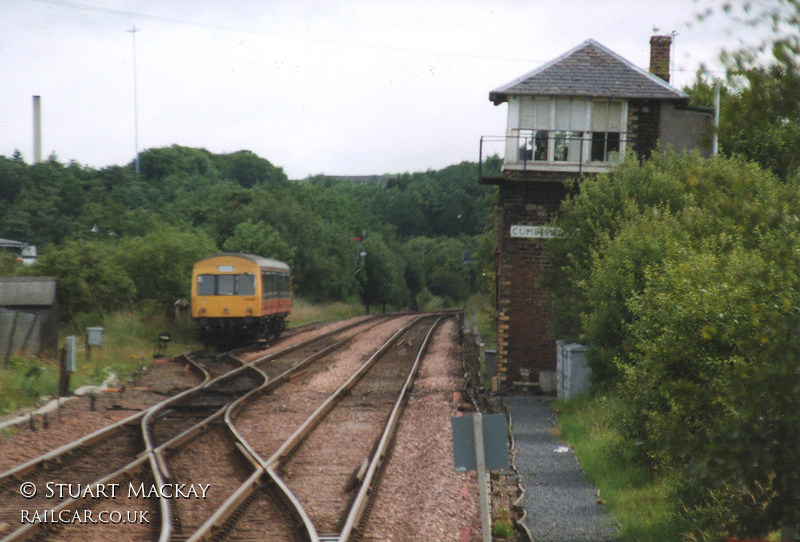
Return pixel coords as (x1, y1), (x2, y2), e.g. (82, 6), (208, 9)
(197, 275), (216, 296)
(197, 273), (255, 295)
(217, 275), (235, 295)
(235, 274), (255, 295)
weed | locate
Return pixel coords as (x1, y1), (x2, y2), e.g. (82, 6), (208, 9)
(492, 518), (515, 538)
(0, 357), (59, 415)
(556, 393), (684, 541)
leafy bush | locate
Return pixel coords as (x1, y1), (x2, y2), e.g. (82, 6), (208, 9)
(37, 239), (136, 323)
(544, 152), (800, 538)
(0, 357), (58, 414)
(622, 241), (800, 540)
(114, 225), (216, 304)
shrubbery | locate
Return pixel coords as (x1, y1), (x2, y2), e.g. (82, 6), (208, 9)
(545, 152), (800, 539)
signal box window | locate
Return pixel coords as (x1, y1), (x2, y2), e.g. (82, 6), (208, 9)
(517, 129), (548, 162)
(511, 97), (626, 165)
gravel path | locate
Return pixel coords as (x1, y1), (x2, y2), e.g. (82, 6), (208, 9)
(504, 396), (620, 542)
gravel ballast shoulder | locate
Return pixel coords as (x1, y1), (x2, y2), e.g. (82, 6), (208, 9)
(504, 396), (620, 542)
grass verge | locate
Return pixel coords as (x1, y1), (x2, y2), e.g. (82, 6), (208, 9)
(0, 309), (200, 416)
(554, 393), (684, 542)
(288, 298), (365, 327)
(66, 309), (201, 390)
(466, 292), (496, 350)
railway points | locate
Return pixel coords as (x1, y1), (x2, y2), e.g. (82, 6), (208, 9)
(0, 312), (499, 541)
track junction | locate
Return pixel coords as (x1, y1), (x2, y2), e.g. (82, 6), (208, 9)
(0, 312), (490, 542)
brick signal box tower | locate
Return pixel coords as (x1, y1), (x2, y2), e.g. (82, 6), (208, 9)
(482, 36), (712, 391)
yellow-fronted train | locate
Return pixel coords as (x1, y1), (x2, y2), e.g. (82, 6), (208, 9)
(191, 253), (291, 344)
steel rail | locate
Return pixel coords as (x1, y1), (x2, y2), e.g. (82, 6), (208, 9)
(140, 352), (252, 542)
(149, 367), (267, 455)
(183, 468), (264, 542)
(143, 362), (268, 542)
(1, 455), (152, 542)
(188, 315), (415, 541)
(264, 315), (425, 469)
(0, 410), (148, 485)
(244, 314), (382, 366)
(233, 316), (425, 541)
(0, 351), (208, 485)
(185, 320), (382, 541)
(142, 322), (386, 541)
(339, 316), (445, 540)
(267, 466), (321, 542)
(0, 318), (393, 542)
(0, 352), (208, 542)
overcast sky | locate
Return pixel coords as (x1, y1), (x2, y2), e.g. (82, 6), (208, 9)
(1, 0), (762, 179)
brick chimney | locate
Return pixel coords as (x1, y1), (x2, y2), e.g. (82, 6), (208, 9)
(649, 35), (672, 83)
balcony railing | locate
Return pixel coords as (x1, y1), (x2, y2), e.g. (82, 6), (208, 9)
(479, 132), (637, 183)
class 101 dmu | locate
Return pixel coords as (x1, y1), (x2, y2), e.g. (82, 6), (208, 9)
(191, 253), (292, 344)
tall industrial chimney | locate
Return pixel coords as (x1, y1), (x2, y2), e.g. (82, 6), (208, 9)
(32, 95), (42, 164)
(649, 35), (672, 83)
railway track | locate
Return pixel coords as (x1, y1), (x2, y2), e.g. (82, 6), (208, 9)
(0, 313), (458, 541)
(189, 314), (446, 541)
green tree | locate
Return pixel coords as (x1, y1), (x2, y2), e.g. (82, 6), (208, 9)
(115, 226), (217, 305)
(37, 239), (136, 327)
(356, 233), (409, 313)
(211, 150), (288, 188)
(138, 145), (217, 180)
(222, 219), (295, 263)
(542, 152), (695, 343)
(0, 155), (28, 204)
(545, 152), (795, 382)
(544, 148), (800, 538)
(692, 0), (800, 179)
(622, 237), (800, 540)
(0, 251), (21, 275)
(402, 235), (477, 304)
(268, 197), (355, 301)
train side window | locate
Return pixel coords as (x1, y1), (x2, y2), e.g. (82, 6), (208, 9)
(217, 274), (235, 295)
(236, 274), (255, 295)
(197, 274), (216, 296)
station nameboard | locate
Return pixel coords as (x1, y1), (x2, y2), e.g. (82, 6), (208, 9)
(510, 224), (560, 239)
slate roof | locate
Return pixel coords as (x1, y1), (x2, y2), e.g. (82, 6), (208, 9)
(0, 277), (57, 306)
(0, 238), (28, 250)
(490, 39), (688, 104)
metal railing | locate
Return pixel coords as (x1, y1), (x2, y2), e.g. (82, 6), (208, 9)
(479, 132), (637, 183)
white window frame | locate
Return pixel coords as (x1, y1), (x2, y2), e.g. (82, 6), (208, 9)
(505, 96), (628, 172)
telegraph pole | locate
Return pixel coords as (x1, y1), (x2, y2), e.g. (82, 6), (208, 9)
(128, 25), (140, 174)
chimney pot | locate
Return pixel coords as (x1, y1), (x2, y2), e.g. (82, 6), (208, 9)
(649, 35), (672, 83)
